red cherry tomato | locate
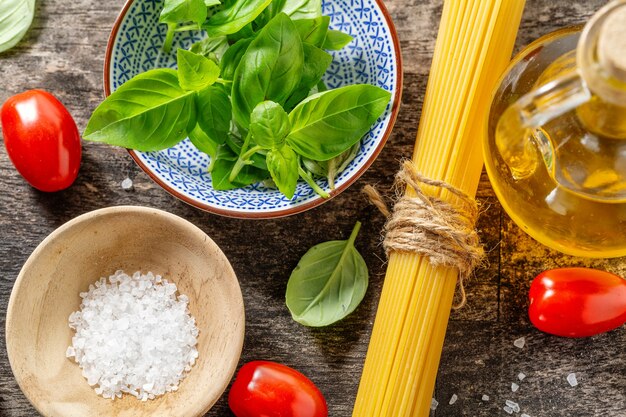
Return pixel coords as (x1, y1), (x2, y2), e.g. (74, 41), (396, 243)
(528, 268), (626, 338)
(1, 90), (81, 191)
(228, 361), (328, 417)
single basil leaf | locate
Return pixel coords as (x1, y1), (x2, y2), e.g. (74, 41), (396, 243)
(286, 221), (368, 327)
(293, 16), (329, 47)
(231, 13), (304, 129)
(266, 145), (298, 199)
(322, 29), (353, 50)
(204, 0), (272, 37)
(273, 0), (321, 20)
(196, 85), (231, 146)
(177, 49), (221, 91)
(188, 123), (218, 165)
(219, 37), (252, 81)
(84, 69), (196, 151)
(287, 84), (390, 161)
(250, 101), (290, 149)
(0, 0), (35, 53)
(189, 36), (229, 61)
(211, 144), (269, 190)
(302, 141), (359, 189)
(284, 43), (332, 111)
(160, 0), (207, 25)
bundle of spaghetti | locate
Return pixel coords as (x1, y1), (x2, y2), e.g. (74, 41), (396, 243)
(352, 1), (526, 417)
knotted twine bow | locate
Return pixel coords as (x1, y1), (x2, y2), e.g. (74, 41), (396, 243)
(363, 160), (485, 309)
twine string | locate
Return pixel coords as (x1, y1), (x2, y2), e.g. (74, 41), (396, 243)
(364, 160), (484, 309)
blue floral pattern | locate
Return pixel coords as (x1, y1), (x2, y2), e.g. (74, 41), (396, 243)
(109, 0), (399, 215)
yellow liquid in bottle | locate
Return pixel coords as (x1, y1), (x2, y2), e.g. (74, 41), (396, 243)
(486, 36), (626, 258)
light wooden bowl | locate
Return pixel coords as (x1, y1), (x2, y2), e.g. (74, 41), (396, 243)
(6, 206), (245, 417)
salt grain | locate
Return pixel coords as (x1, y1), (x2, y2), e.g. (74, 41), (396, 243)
(66, 271), (199, 400)
(430, 398), (439, 410)
(449, 394), (458, 405)
(121, 178), (133, 190)
(518, 372), (526, 381)
(521, 414), (531, 417)
(506, 400), (520, 413)
(511, 382), (519, 392)
(567, 373), (578, 387)
(482, 394), (490, 401)
(513, 337), (526, 349)
(503, 405), (514, 414)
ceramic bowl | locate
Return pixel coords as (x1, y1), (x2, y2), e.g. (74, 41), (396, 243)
(6, 206), (245, 417)
(104, 0), (402, 218)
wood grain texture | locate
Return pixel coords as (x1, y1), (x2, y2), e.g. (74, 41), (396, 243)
(0, 0), (624, 416)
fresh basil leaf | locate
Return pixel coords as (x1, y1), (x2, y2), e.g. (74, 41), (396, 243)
(231, 13), (304, 128)
(196, 85), (231, 146)
(302, 141), (359, 189)
(286, 221), (368, 327)
(160, 0), (207, 52)
(189, 36), (229, 61)
(273, 0), (321, 20)
(211, 144), (269, 190)
(287, 84), (390, 160)
(266, 145), (298, 199)
(250, 101), (290, 149)
(188, 123), (219, 170)
(322, 29), (353, 50)
(284, 43), (332, 111)
(177, 49), (221, 91)
(0, 0), (35, 53)
(204, 0), (272, 37)
(227, 23), (255, 42)
(293, 16), (329, 47)
(160, 0), (207, 24)
(219, 37), (252, 81)
(84, 69), (196, 151)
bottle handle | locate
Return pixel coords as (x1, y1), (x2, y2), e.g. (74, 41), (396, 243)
(495, 70), (591, 180)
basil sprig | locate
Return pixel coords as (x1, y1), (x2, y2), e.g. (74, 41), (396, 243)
(84, 2), (390, 200)
(286, 221), (368, 327)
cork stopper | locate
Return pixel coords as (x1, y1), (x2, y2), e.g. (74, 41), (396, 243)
(598, 5), (626, 82)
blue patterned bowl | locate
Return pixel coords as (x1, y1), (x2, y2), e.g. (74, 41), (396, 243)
(105, 0), (402, 218)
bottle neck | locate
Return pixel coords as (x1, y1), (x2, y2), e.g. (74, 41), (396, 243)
(578, 0), (626, 107)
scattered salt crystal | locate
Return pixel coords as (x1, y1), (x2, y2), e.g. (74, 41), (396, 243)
(482, 394), (490, 401)
(121, 178), (133, 190)
(567, 373), (578, 387)
(66, 270), (199, 400)
(449, 394), (458, 405)
(513, 337), (526, 349)
(518, 372), (526, 381)
(506, 400), (520, 413)
(503, 405), (514, 414)
(511, 382), (519, 392)
(430, 398), (439, 410)
(521, 414), (531, 417)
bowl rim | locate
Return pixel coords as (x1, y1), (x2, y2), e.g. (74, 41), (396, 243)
(5, 205), (245, 417)
(103, 0), (403, 219)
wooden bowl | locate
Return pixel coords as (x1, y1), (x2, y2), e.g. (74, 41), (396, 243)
(5, 206), (245, 417)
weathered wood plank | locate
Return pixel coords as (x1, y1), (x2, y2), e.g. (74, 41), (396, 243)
(0, 0), (623, 416)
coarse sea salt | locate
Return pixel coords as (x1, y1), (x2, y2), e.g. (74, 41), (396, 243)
(481, 394), (490, 401)
(430, 398), (439, 410)
(513, 337), (526, 349)
(567, 373), (578, 387)
(449, 394), (458, 405)
(66, 270), (199, 401)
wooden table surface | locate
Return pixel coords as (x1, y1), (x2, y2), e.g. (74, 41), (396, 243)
(1, 0), (624, 416)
